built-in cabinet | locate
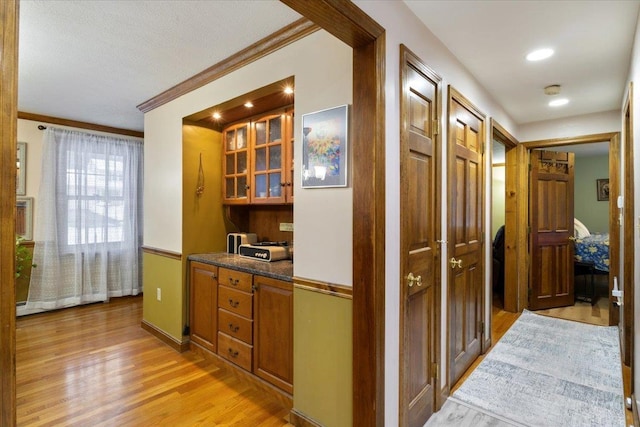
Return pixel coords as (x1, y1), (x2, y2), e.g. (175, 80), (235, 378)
(189, 261), (293, 394)
(189, 262), (218, 352)
(223, 108), (294, 205)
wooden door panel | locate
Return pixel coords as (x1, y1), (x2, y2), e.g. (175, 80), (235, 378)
(448, 89), (485, 386)
(529, 151), (574, 310)
(400, 47), (441, 427)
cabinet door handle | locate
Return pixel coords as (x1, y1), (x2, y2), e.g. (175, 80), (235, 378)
(228, 278), (240, 286)
(228, 299), (239, 308)
(228, 323), (239, 333)
(228, 348), (239, 358)
(280, 182), (286, 187)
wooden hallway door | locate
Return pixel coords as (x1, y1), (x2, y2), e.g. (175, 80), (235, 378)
(399, 45), (441, 427)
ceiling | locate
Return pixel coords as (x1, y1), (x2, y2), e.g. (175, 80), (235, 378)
(18, 1), (640, 133)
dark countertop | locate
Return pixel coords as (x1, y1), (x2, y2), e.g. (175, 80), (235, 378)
(187, 252), (293, 282)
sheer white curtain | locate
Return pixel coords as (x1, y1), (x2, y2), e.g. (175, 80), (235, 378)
(26, 127), (143, 311)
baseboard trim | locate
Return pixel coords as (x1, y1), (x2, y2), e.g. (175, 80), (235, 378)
(438, 384), (450, 410)
(632, 393), (639, 427)
(141, 320), (189, 352)
(289, 409), (323, 427)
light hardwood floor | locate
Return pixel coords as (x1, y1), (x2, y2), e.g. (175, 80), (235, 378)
(16, 296), (291, 427)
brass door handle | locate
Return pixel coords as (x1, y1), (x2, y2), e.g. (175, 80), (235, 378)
(449, 257), (463, 269)
(406, 272), (423, 287)
(568, 236), (576, 241)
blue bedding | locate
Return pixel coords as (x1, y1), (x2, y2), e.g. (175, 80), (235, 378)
(574, 233), (609, 272)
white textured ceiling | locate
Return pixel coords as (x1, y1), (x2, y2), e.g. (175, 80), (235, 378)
(404, 0), (640, 125)
(18, 1), (640, 133)
(18, 0), (301, 132)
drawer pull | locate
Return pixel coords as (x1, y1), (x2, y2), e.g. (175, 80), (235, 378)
(228, 298), (239, 308)
(228, 278), (240, 286)
(228, 348), (239, 358)
(228, 323), (239, 333)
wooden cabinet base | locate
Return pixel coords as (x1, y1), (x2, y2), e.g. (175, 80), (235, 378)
(189, 341), (292, 411)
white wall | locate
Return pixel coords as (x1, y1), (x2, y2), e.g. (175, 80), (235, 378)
(624, 5), (640, 401)
(353, 1), (518, 423)
(518, 110), (620, 142)
(144, 30), (353, 286)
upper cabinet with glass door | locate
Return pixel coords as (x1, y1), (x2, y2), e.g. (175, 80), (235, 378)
(223, 122), (250, 204)
(251, 109), (293, 204)
(223, 108), (293, 205)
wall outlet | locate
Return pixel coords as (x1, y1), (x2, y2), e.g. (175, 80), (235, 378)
(156, 287), (161, 301)
(279, 222), (294, 232)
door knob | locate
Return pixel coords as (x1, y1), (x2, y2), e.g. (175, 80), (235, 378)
(568, 236), (576, 241)
(449, 257), (463, 269)
(406, 272), (423, 287)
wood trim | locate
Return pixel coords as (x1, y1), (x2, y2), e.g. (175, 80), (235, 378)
(141, 246), (182, 260)
(491, 119), (521, 314)
(516, 144), (529, 311)
(281, 2), (386, 424)
(289, 409), (323, 427)
(137, 18), (318, 113)
(609, 134), (621, 328)
(0, 1), (18, 425)
(490, 118), (518, 148)
(281, 0), (384, 47)
(293, 277), (353, 299)
(623, 83), (634, 368)
(18, 112), (144, 138)
(141, 320), (189, 352)
(523, 132), (618, 148)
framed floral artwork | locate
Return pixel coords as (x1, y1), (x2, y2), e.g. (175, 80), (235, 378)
(301, 104), (349, 188)
(16, 197), (33, 241)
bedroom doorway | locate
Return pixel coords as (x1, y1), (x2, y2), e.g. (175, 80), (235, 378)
(521, 133), (620, 329)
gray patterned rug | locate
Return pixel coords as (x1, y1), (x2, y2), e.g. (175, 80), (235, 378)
(453, 310), (625, 427)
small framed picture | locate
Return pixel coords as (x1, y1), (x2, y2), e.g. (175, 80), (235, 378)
(16, 197), (34, 241)
(596, 178), (609, 201)
(17, 142), (26, 196)
(301, 104), (349, 188)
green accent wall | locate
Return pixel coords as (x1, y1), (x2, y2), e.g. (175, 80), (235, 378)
(574, 154), (609, 233)
(294, 287), (352, 427)
(142, 252), (183, 340)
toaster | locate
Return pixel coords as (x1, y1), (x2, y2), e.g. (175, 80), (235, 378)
(227, 233), (258, 254)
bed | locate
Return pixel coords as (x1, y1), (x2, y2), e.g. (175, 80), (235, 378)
(573, 218), (609, 273)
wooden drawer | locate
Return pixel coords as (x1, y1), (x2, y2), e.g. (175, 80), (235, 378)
(218, 267), (253, 293)
(218, 332), (252, 371)
(218, 286), (253, 318)
(218, 308), (253, 344)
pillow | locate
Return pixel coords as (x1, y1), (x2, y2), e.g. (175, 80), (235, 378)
(574, 218), (590, 238)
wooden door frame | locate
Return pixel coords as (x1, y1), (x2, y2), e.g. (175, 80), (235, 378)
(280, 1), (386, 425)
(521, 132), (621, 326)
(623, 83), (634, 368)
(490, 120), (520, 315)
(0, 1), (19, 425)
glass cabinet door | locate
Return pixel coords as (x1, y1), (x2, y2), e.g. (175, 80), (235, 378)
(252, 113), (286, 203)
(223, 122), (250, 203)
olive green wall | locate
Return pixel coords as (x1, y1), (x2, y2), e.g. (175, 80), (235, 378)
(574, 154), (609, 233)
(182, 125), (226, 328)
(294, 287), (352, 426)
(142, 252), (183, 340)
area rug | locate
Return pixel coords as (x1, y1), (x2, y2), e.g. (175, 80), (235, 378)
(453, 310), (625, 427)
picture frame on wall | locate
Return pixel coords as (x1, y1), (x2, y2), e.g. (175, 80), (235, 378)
(17, 141), (26, 196)
(16, 197), (34, 241)
(301, 104), (349, 188)
(596, 178), (609, 201)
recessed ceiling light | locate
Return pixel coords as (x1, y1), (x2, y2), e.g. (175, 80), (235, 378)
(527, 48), (554, 61)
(284, 86), (294, 95)
(548, 98), (569, 107)
(212, 112), (221, 120)
(244, 102), (253, 108)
